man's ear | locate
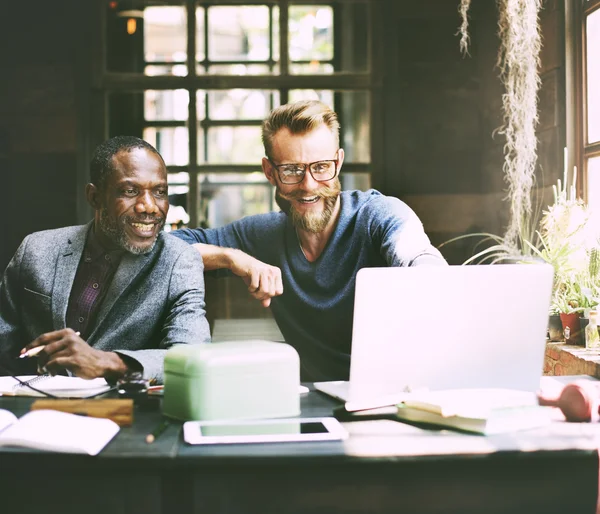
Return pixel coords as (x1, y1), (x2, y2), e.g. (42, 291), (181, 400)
(85, 183), (102, 210)
(261, 157), (277, 186)
(336, 148), (345, 171)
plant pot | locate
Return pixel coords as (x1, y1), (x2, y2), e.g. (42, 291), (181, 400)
(560, 312), (583, 345)
(547, 314), (563, 342)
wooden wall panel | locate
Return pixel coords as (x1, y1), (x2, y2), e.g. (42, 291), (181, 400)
(0, 1), (80, 269)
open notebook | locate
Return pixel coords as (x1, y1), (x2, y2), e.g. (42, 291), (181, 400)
(0, 375), (111, 398)
(0, 409), (119, 455)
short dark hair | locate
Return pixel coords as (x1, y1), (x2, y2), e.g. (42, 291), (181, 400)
(90, 136), (164, 189)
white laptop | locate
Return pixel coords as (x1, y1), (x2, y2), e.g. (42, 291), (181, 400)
(314, 264), (554, 411)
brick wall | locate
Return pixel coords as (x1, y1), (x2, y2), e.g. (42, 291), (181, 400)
(545, 343), (600, 377)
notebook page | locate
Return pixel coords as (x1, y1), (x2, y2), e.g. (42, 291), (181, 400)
(0, 376), (110, 398)
(0, 409), (18, 432)
(0, 409), (119, 455)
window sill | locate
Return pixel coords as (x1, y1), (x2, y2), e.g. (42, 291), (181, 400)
(544, 342), (600, 377)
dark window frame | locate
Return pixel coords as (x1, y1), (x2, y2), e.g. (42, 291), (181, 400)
(93, 0), (380, 228)
(575, 0), (600, 202)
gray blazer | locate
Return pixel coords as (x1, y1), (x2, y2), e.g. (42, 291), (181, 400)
(0, 223), (211, 382)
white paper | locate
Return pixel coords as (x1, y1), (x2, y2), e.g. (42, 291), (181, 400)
(0, 410), (119, 455)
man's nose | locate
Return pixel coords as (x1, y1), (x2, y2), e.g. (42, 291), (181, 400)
(300, 168), (319, 189)
(136, 191), (159, 213)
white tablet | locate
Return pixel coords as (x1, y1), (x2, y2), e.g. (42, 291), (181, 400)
(183, 417), (347, 445)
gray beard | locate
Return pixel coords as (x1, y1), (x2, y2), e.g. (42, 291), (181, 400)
(98, 208), (163, 255)
(275, 178), (340, 234)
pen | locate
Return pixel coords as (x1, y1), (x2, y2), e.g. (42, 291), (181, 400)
(20, 331), (80, 359)
(19, 346), (44, 359)
(146, 419), (170, 444)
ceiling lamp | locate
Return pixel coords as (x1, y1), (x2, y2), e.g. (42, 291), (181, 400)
(113, 2), (144, 35)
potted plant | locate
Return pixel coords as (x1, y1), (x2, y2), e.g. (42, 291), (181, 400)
(441, 171), (600, 345)
(551, 280), (585, 345)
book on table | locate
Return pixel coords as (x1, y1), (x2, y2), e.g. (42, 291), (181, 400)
(0, 409), (120, 455)
(394, 388), (554, 435)
(0, 375), (111, 398)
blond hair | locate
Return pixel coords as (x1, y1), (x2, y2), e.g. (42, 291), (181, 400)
(262, 100), (340, 158)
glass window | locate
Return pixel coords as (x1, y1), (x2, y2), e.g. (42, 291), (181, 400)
(588, 156), (600, 208)
(196, 8), (205, 62)
(208, 6), (271, 61)
(290, 63), (334, 75)
(341, 172), (371, 192)
(208, 90), (278, 120)
(207, 64), (273, 75)
(289, 90), (370, 162)
(145, 90), (188, 121)
(198, 173), (274, 227)
(166, 172), (191, 231)
(581, 2), (600, 207)
(103, 1), (372, 229)
(206, 127), (264, 164)
(144, 127), (189, 166)
(289, 89), (334, 107)
(144, 6), (187, 76)
(587, 8), (600, 144)
(289, 6), (334, 62)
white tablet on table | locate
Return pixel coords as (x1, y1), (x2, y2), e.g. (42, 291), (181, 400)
(183, 417), (347, 445)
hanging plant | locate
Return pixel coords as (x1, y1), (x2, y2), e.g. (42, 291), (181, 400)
(458, 0), (472, 56)
(458, 0), (543, 252)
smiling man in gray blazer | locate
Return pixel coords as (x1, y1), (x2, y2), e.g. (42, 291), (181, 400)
(0, 136), (211, 383)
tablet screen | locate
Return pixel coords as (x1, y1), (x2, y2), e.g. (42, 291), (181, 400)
(199, 421), (328, 437)
(183, 417), (347, 444)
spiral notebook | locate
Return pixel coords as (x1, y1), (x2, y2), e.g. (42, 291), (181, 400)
(0, 375), (111, 398)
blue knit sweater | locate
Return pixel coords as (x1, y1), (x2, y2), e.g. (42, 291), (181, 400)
(172, 189), (446, 381)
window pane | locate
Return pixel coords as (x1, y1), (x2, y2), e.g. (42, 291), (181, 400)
(341, 173), (371, 192)
(290, 63), (334, 75)
(208, 90), (279, 120)
(289, 89), (334, 107)
(145, 64), (187, 77)
(587, 8), (600, 144)
(145, 90), (189, 121)
(272, 6), (280, 61)
(196, 128), (206, 164)
(289, 90), (370, 163)
(144, 6), (187, 76)
(196, 91), (207, 121)
(144, 127), (189, 166)
(199, 173), (274, 227)
(208, 6), (270, 61)
(588, 156), (600, 208)
(338, 91), (370, 163)
(206, 127), (264, 164)
(336, 2), (369, 73)
(206, 64), (273, 75)
(166, 172), (191, 231)
(289, 6), (334, 61)
(196, 8), (205, 62)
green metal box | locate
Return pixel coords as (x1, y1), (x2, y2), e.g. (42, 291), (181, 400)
(162, 341), (301, 421)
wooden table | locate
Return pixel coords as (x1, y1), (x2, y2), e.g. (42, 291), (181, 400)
(0, 384), (598, 514)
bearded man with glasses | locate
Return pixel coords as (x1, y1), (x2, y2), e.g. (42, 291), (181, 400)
(173, 100), (446, 382)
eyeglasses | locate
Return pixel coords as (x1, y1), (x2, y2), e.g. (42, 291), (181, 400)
(268, 152), (340, 185)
